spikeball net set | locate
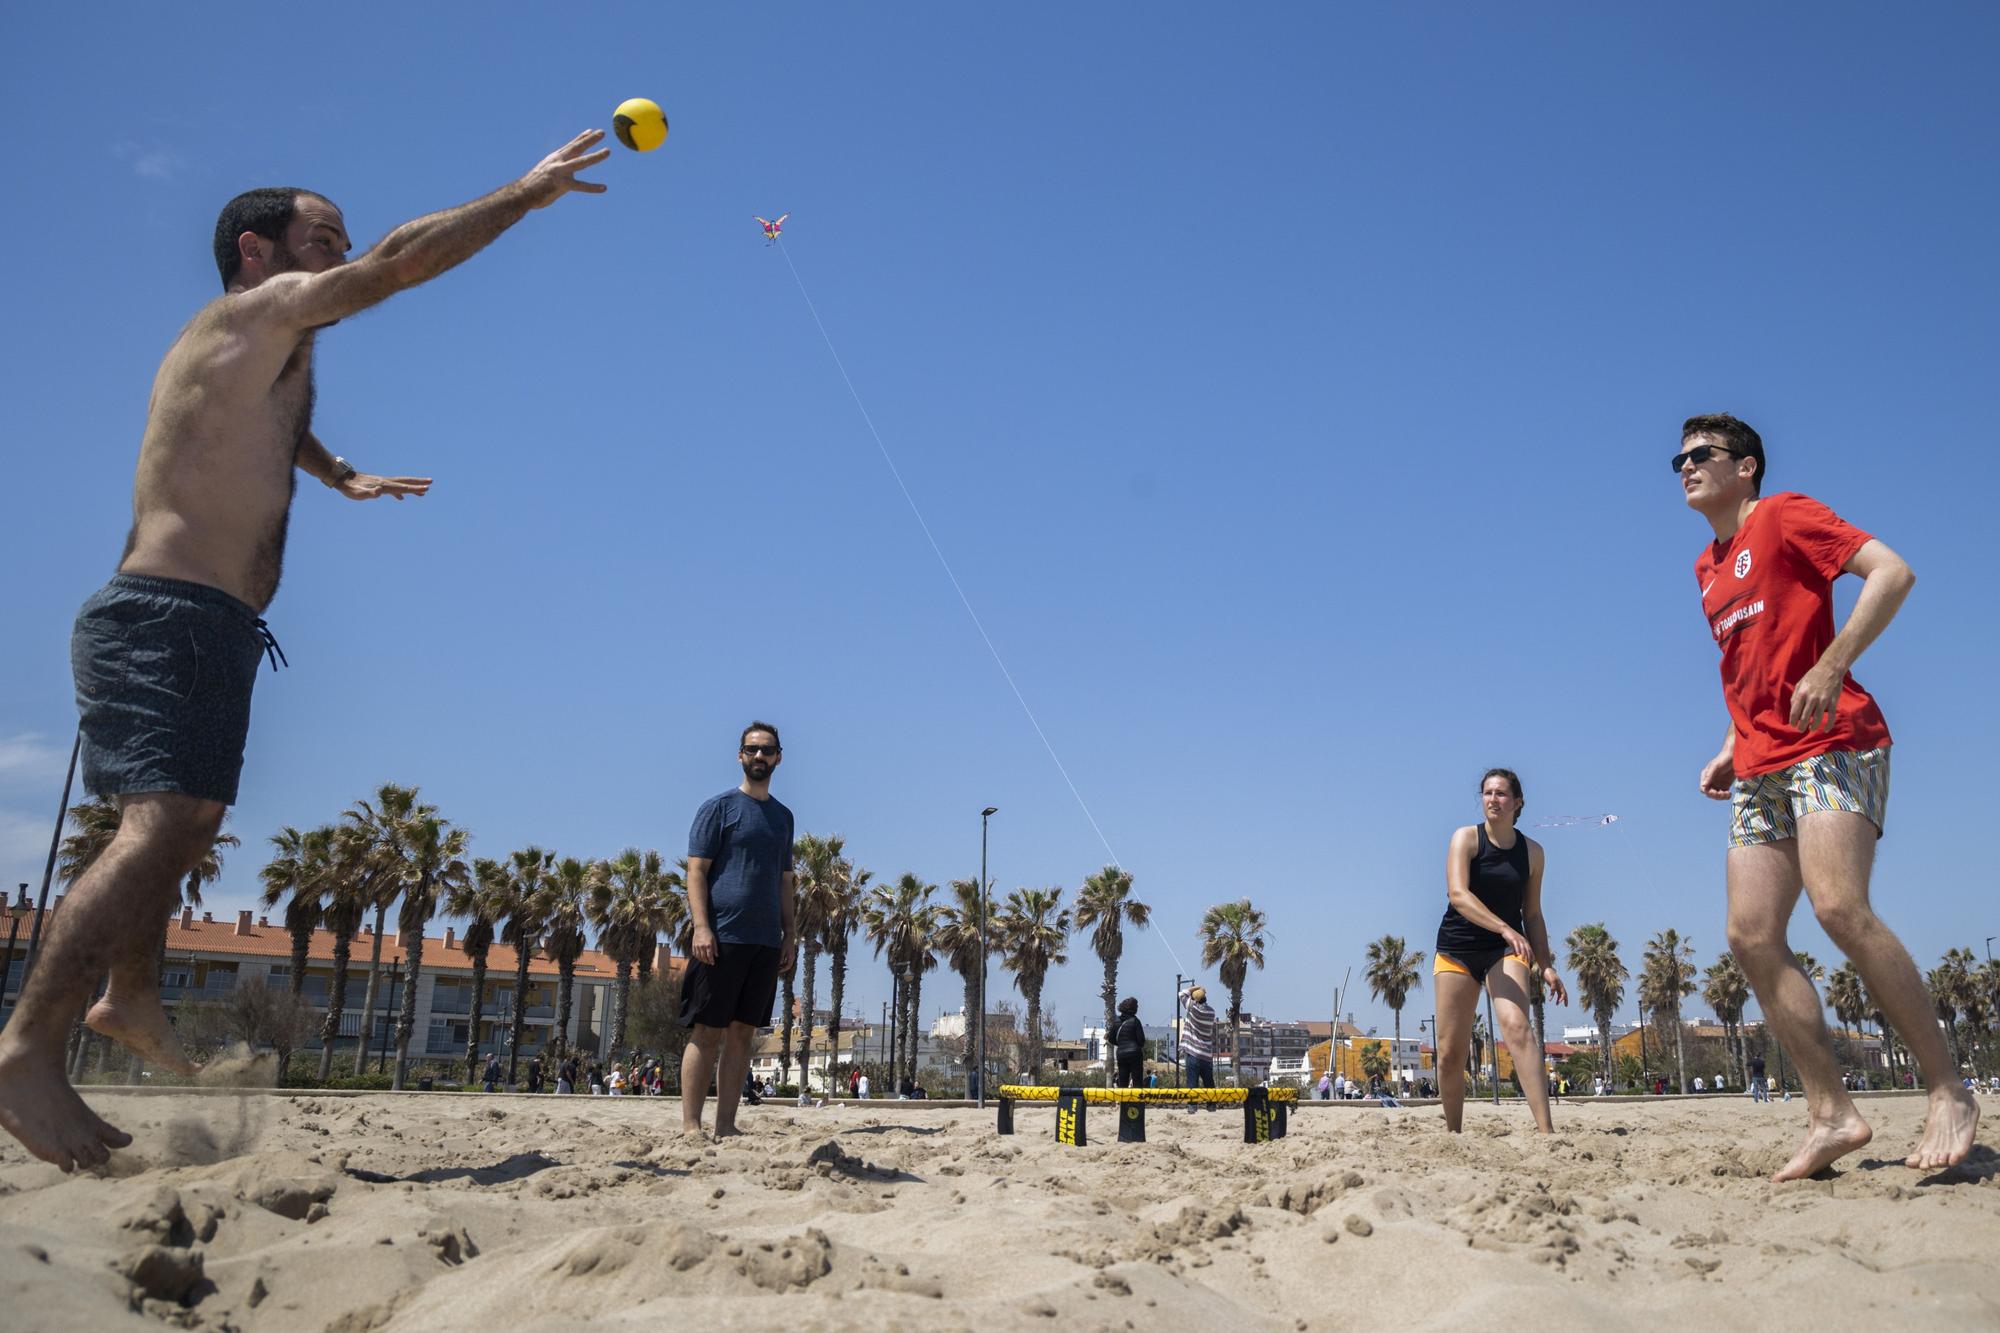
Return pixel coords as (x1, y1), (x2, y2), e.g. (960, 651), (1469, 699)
(996, 1084), (1299, 1147)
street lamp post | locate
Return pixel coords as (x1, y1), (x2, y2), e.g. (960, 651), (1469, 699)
(977, 806), (997, 1108)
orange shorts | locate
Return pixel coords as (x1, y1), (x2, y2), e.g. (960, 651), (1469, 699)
(1433, 949), (1532, 979)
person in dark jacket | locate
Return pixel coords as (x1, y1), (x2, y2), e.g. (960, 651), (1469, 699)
(1112, 997), (1146, 1089)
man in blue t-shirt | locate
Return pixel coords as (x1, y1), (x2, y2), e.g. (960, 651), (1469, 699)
(679, 721), (797, 1138)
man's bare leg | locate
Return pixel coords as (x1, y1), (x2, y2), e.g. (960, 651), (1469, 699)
(680, 1025), (723, 1136)
(1797, 811), (1979, 1171)
(82, 796), (219, 1074)
(711, 1022), (754, 1137)
(1489, 963), (1554, 1133)
(0, 793), (214, 1170)
(1727, 839), (1871, 1180)
(1433, 970), (1482, 1133)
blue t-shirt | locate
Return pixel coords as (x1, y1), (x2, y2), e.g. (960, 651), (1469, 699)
(687, 788), (794, 947)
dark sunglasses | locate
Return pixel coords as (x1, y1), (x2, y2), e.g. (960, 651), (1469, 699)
(741, 745), (781, 757)
(1671, 443), (1741, 473)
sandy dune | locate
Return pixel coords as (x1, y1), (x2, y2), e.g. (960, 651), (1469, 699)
(0, 1089), (1994, 1330)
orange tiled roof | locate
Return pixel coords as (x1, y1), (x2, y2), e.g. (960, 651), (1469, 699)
(1, 902), (681, 983)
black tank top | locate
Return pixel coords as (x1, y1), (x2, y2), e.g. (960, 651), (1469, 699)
(1436, 825), (1529, 955)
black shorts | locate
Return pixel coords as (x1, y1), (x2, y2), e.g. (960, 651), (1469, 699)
(71, 574), (277, 805)
(678, 942), (782, 1029)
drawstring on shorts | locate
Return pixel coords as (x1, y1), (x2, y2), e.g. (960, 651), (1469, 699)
(255, 620), (289, 672)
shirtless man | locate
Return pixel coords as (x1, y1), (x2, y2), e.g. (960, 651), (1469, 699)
(1677, 412), (1979, 1180)
(0, 130), (611, 1172)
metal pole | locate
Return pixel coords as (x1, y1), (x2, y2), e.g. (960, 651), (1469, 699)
(978, 807), (995, 1107)
(1173, 972), (1183, 1088)
(1486, 990), (1501, 1105)
(22, 729), (82, 987)
(376, 958), (397, 1074)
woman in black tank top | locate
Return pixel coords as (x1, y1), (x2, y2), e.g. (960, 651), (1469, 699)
(1432, 768), (1568, 1135)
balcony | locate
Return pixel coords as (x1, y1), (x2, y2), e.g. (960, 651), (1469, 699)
(428, 995), (471, 1016)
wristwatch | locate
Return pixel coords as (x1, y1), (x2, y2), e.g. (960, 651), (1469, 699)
(326, 455), (358, 488)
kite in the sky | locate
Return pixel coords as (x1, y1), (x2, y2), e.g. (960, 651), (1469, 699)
(1532, 814), (1621, 829)
(755, 213), (789, 245)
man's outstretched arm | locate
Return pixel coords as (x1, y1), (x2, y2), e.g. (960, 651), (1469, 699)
(250, 129), (611, 332)
(296, 432), (431, 501)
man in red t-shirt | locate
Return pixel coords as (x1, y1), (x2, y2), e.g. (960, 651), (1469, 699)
(1680, 412), (1977, 1181)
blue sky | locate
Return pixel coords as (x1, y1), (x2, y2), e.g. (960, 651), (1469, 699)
(4, 5), (1996, 1045)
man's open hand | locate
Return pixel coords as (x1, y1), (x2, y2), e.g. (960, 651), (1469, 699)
(523, 129), (611, 208)
(340, 472), (432, 502)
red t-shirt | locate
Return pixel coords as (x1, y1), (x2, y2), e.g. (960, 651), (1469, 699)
(1694, 491), (1892, 777)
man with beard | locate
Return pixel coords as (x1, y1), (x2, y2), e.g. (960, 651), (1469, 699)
(0, 131), (611, 1174)
(680, 722), (798, 1138)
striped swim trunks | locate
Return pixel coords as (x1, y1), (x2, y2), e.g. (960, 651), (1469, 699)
(1729, 746), (1890, 848)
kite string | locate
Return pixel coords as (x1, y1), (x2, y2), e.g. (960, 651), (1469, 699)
(774, 239), (1187, 976)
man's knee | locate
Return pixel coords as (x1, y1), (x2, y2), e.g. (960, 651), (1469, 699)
(1726, 916), (1789, 966)
(116, 794), (226, 873)
(1811, 898), (1879, 949)
(687, 1025), (725, 1054)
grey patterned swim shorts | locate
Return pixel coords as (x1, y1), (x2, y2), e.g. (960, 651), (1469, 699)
(71, 574), (282, 805)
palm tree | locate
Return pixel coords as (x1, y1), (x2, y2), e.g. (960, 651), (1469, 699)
(934, 878), (990, 1092)
(1701, 952), (1751, 1089)
(1973, 957), (2000, 1075)
(791, 833), (845, 1092)
(636, 854), (686, 993)
(996, 887), (1069, 1081)
(540, 855), (592, 1062)
(1943, 948), (1982, 1071)
(903, 905), (940, 1081)
(1566, 923), (1627, 1083)
(1072, 865), (1151, 1086)
(448, 857), (508, 1082)
(1824, 960), (1868, 1075)
(392, 812), (468, 1088)
(315, 826), (372, 1081)
(1198, 899), (1268, 1086)
(500, 845), (555, 1084)
(1364, 934), (1425, 1089)
(343, 783), (422, 1075)
(824, 863), (868, 1089)
(56, 796), (124, 884)
(1359, 1040), (1393, 1090)
(586, 849), (651, 1057)
(1641, 929), (1697, 1092)
(260, 824), (336, 1083)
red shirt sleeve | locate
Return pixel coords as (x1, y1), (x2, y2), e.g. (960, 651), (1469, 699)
(1778, 494), (1872, 580)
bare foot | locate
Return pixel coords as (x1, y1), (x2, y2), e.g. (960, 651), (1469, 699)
(677, 1123), (708, 1141)
(712, 1124), (745, 1139)
(0, 1042), (134, 1173)
(1905, 1085), (1980, 1171)
(86, 993), (195, 1075)
(1772, 1110), (1872, 1182)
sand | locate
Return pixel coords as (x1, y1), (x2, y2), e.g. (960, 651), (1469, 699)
(0, 1088), (1994, 1330)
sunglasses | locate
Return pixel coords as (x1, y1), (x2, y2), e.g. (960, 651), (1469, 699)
(741, 745), (781, 757)
(1671, 443), (1741, 474)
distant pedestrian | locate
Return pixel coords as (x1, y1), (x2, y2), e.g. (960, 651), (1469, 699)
(1178, 984), (1217, 1113)
(1112, 998), (1146, 1090)
(482, 1052), (501, 1093)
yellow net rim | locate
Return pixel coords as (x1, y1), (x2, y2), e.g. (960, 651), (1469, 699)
(997, 1085), (1297, 1104)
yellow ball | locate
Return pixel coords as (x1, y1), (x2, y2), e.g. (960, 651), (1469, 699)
(612, 98), (668, 152)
